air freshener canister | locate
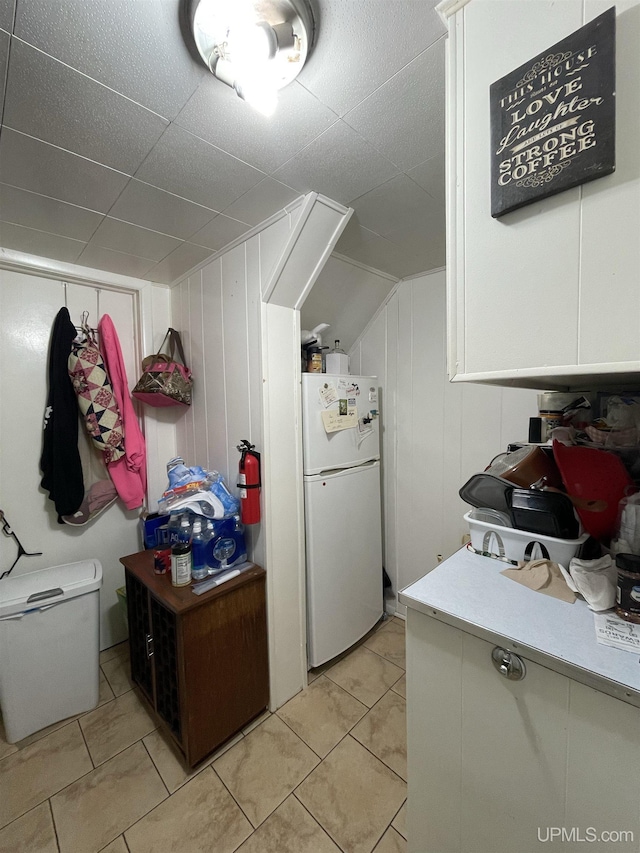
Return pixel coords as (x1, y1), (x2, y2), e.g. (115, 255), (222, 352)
(614, 553), (640, 623)
(171, 542), (192, 587)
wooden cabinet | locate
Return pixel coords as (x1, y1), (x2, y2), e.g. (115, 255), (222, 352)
(443, 0), (640, 389)
(121, 551), (269, 767)
(405, 610), (640, 853)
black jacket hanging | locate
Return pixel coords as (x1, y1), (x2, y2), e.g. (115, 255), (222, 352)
(40, 307), (85, 521)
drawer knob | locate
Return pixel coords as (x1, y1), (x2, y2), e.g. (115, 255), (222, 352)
(491, 647), (526, 680)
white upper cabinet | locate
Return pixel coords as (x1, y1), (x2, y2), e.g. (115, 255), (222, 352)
(444, 0), (640, 389)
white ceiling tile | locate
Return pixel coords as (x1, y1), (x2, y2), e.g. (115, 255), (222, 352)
(351, 175), (444, 238)
(108, 180), (218, 240)
(222, 178), (301, 227)
(334, 218), (382, 255)
(143, 242), (213, 285)
(0, 183), (103, 241)
(135, 124), (265, 210)
(14, 0), (205, 119)
(380, 200), (447, 275)
(175, 78), (337, 174)
(407, 153), (445, 203)
(0, 1), (451, 283)
(273, 121), (399, 204)
(0, 129), (130, 211)
(0, 220), (85, 263)
(0, 0), (13, 33)
(338, 232), (411, 279)
(90, 217), (181, 262)
(343, 40), (446, 171)
(4, 39), (168, 173)
(385, 223), (446, 276)
(299, 0), (446, 116)
(190, 214), (251, 252)
(77, 243), (157, 279)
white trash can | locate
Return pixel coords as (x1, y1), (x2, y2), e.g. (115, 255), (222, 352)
(0, 559), (102, 743)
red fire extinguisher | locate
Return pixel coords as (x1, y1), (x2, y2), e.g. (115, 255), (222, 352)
(237, 439), (261, 525)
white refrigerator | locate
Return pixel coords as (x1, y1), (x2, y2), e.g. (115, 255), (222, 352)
(302, 373), (383, 668)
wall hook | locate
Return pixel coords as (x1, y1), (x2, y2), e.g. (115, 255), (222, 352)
(0, 510), (43, 580)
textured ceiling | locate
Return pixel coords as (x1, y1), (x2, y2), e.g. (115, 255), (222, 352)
(0, 0), (446, 284)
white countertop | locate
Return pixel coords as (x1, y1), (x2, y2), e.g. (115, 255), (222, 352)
(399, 547), (640, 707)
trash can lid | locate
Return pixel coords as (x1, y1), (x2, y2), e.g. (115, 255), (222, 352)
(0, 560), (102, 618)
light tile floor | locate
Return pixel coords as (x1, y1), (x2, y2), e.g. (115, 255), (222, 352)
(0, 616), (407, 853)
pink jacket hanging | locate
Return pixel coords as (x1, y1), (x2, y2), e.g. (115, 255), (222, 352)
(98, 314), (147, 509)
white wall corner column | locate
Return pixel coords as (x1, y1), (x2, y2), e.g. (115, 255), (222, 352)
(260, 302), (307, 707)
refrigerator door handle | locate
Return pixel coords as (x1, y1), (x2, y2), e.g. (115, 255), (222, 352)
(316, 459), (379, 478)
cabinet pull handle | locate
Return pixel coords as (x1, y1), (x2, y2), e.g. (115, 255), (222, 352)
(146, 634), (154, 658)
(491, 647), (526, 681)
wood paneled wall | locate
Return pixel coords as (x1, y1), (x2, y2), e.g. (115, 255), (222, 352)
(350, 269), (539, 613)
(169, 213), (301, 576)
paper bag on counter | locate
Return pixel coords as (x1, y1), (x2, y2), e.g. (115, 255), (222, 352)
(501, 559), (576, 603)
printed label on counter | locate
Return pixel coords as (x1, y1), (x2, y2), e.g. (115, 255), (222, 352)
(594, 612), (640, 654)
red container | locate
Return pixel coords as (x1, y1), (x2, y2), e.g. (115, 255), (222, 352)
(552, 441), (634, 540)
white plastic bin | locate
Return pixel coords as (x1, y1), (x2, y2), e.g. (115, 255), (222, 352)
(464, 512), (589, 566)
(0, 559), (102, 743)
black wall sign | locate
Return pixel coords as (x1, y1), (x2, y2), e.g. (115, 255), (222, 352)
(490, 7), (616, 218)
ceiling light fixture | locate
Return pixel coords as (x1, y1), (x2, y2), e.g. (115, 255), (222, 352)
(189, 0), (315, 117)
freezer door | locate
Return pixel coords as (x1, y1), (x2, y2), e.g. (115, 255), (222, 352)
(305, 461), (383, 668)
(302, 374), (380, 474)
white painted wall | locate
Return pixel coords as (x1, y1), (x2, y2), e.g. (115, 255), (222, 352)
(0, 263), (171, 648)
(350, 269), (539, 613)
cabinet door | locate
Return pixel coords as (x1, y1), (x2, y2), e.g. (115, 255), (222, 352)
(565, 681), (640, 849)
(181, 576), (269, 766)
(406, 612), (569, 853)
(446, 1), (640, 387)
(149, 596), (181, 743)
(125, 572), (153, 702)
(459, 633), (569, 853)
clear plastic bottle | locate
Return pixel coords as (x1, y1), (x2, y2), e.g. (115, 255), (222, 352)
(177, 512), (192, 544)
(167, 512), (183, 546)
(191, 517), (208, 581)
(205, 520), (216, 575)
(233, 514), (248, 564)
